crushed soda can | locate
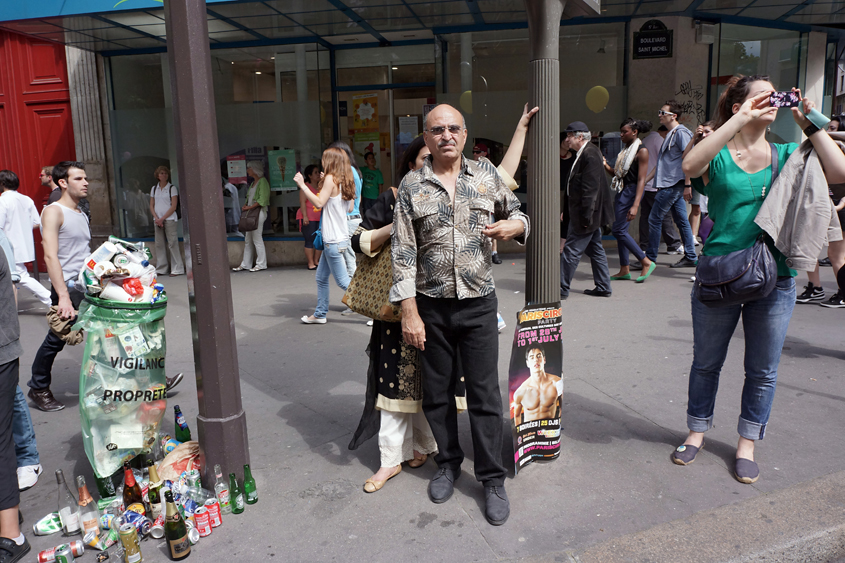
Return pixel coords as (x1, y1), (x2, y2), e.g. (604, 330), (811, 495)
(84, 528), (118, 551)
(184, 520), (200, 545)
(182, 497), (199, 524)
(118, 510), (152, 537)
(99, 514), (115, 530)
(96, 553), (109, 562)
(186, 469), (201, 490)
(33, 512), (63, 536)
(149, 514), (165, 539)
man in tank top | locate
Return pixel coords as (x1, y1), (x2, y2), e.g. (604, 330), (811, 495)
(27, 162), (91, 412)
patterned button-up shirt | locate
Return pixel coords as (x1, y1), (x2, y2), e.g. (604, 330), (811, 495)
(390, 155), (529, 302)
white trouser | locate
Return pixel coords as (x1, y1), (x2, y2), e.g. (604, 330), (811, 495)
(240, 208), (267, 269)
(16, 263), (51, 305)
(154, 220), (185, 275)
(378, 410), (437, 468)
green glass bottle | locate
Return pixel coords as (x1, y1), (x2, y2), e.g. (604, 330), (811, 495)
(164, 489), (191, 560)
(229, 473), (245, 514)
(174, 405), (192, 442)
(243, 464), (257, 504)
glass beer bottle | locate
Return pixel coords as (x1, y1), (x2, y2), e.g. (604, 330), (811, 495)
(56, 469), (81, 535)
(164, 490), (191, 560)
(147, 459), (163, 521)
(76, 475), (100, 536)
(123, 461), (149, 517)
(243, 464), (257, 504)
(173, 405), (192, 443)
(213, 464), (231, 514)
(229, 473), (245, 514)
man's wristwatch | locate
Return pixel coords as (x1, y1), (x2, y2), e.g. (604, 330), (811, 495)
(804, 123), (821, 137)
(684, 184), (692, 188)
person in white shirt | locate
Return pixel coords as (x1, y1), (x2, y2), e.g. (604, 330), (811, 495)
(0, 170), (51, 305)
(149, 165), (185, 277)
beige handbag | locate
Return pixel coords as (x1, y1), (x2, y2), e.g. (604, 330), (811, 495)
(342, 240), (401, 322)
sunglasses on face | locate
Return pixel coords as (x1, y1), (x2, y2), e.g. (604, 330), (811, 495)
(472, 149), (482, 154)
(657, 110), (676, 117)
(426, 125), (463, 136)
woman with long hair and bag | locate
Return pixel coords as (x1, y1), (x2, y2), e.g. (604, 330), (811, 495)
(603, 118), (656, 282)
(675, 75), (845, 483)
(295, 148), (356, 324)
(347, 136), (444, 492)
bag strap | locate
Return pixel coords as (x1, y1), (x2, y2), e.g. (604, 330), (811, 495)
(769, 143), (779, 183)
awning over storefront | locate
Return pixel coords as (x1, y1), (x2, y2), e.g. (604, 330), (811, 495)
(0, 0), (841, 58)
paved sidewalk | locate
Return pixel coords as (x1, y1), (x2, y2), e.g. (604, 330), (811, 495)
(13, 255), (845, 562)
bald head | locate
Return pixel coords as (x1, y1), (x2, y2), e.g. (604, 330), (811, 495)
(423, 104), (468, 167)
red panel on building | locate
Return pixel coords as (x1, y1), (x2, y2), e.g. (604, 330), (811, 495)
(0, 29), (74, 269)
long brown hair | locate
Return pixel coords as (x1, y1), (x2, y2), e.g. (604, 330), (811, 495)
(715, 74), (771, 129)
(319, 147), (355, 201)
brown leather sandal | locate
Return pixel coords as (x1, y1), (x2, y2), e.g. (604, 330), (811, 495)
(407, 454), (428, 468)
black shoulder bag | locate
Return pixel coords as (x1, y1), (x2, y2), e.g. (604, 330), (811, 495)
(693, 143), (779, 308)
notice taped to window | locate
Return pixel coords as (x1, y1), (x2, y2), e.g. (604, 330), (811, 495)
(507, 303), (564, 474)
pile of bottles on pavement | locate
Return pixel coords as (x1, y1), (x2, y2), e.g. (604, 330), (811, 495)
(75, 236), (164, 304)
(34, 410), (258, 562)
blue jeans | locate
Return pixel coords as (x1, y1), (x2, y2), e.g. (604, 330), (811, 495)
(342, 217), (362, 279)
(646, 183), (697, 262)
(13, 386), (39, 467)
(315, 241), (352, 319)
(612, 184), (646, 267)
(687, 277), (796, 441)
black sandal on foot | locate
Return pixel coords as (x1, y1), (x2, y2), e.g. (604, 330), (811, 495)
(734, 458), (759, 484)
(672, 441), (704, 465)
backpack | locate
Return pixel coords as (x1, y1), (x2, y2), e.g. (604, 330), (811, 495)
(170, 184), (181, 220)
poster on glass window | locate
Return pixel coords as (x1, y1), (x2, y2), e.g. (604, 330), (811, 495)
(352, 93), (379, 133)
(268, 149), (296, 191)
(508, 303), (564, 474)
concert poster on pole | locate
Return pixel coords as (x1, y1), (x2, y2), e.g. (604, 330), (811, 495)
(507, 302), (564, 474)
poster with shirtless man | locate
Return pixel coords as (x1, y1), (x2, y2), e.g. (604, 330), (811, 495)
(507, 303), (563, 474)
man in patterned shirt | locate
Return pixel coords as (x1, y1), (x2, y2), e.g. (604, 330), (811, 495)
(390, 103), (529, 526)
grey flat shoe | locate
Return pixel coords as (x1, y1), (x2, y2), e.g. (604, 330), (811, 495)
(672, 441), (704, 465)
(735, 458), (759, 484)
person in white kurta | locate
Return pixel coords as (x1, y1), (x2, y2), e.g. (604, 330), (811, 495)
(0, 170), (51, 305)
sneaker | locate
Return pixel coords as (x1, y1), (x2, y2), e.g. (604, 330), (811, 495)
(17, 464), (42, 491)
(694, 238), (700, 246)
(165, 372), (184, 393)
(366, 320), (373, 326)
(796, 283), (825, 304)
(497, 313), (506, 333)
(301, 315), (327, 324)
(341, 308), (356, 316)
(492, 253), (502, 265)
(819, 257), (832, 267)
(670, 256), (698, 268)
(820, 292), (845, 308)
(667, 245), (683, 255)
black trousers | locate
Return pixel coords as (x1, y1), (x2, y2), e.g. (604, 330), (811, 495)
(417, 292), (506, 487)
(639, 190), (681, 250)
(29, 286), (84, 391)
(0, 359), (20, 511)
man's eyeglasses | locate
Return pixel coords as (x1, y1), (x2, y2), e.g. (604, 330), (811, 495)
(472, 149), (482, 154)
(657, 110), (676, 117)
(426, 125), (463, 136)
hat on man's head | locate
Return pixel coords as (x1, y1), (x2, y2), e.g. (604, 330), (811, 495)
(473, 142), (488, 154)
(564, 121), (589, 133)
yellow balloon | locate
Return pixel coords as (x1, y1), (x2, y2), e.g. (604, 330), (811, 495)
(460, 90), (472, 114)
(585, 86), (609, 114)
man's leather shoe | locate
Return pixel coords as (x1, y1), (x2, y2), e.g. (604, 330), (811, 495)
(428, 467), (459, 504)
(484, 485), (510, 526)
(492, 253), (502, 265)
(27, 388), (65, 412)
(670, 256), (698, 268)
(583, 288), (611, 297)
(0, 535), (31, 563)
